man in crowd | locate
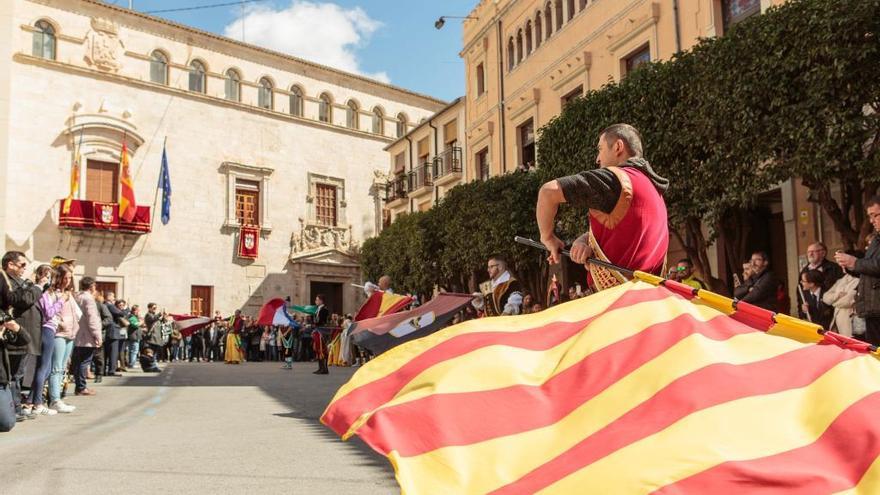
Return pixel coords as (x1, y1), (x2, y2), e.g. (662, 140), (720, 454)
(0, 251), (43, 421)
(734, 251), (780, 311)
(0, 318), (29, 431)
(104, 292), (126, 375)
(205, 318), (222, 362)
(676, 259), (706, 290)
(537, 124), (669, 291)
(484, 255), (523, 317)
(797, 242), (843, 320)
(835, 196), (880, 346)
(71, 277), (101, 396)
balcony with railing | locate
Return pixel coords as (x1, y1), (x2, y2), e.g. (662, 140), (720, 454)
(385, 175), (409, 207)
(433, 146), (463, 187)
(408, 161), (434, 198)
(58, 199), (152, 234)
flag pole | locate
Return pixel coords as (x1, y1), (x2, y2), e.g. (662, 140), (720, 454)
(513, 236), (635, 278)
(150, 136), (166, 230)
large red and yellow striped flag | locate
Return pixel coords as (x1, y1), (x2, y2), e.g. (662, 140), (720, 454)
(321, 273), (880, 494)
(118, 139), (137, 223)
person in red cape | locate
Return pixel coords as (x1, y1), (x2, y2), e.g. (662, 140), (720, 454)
(537, 123), (669, 291)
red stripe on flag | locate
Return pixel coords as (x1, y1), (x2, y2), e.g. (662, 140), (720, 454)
(355, 292), (383, 321)
(381, 295), (412, 316)
(490, 345), (860, 495)
(651, 391), (880, 495)
(322, 287), (673, 435)
(357, 312), (758, 457)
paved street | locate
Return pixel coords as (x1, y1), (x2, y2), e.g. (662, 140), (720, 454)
(0, 362), (397, 495)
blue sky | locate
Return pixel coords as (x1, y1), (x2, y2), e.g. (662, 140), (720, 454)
(122, 0), (475, 101)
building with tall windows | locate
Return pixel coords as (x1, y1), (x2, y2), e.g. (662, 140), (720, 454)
(0, 0), (444, 315)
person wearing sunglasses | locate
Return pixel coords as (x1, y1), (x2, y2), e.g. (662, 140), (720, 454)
(675, 259), (706, 291)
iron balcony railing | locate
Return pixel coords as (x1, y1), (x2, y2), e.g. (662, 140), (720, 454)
(385, 175), (408, 202)
(409, 161), (434, 191)
(433, 146), (463, 179)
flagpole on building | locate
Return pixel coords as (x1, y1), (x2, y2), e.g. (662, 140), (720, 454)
(150, 136), (167, 231)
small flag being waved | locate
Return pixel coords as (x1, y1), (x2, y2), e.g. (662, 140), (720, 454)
(158, 142), (171, 225)
(322, 276), (880, 494)
(118, 137), (137, 223)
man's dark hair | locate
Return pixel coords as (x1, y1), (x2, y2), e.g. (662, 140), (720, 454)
(79, 276), (96, 292)
(752, 251), (769, 263)
(601, 123), (643, 158)
(677, 258), (694, 267)
(148, 303), (157, 311)
(802, 269), (824, 286)
(867, 195), (880, 209)
(315, 294), (325, 302)
(2, 251), (25, 270)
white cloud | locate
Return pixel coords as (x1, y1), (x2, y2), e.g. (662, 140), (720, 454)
(223, 1), (390, 83)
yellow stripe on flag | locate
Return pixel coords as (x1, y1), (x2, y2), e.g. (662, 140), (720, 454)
(390, 331), (807, 494)
(832, 455), (880, 495)
(328, 282), (651, 404)
(541, 356), (880, 494)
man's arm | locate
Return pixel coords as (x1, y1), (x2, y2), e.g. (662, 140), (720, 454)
(537, 180), (566, 264)
(741, 273), (777, 305)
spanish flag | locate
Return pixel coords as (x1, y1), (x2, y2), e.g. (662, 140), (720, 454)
(322, 273), (880, 494)
(118, 139), (137, 223)
(355, 291), (412, 322)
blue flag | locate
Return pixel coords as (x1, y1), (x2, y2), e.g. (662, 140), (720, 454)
(158, 143), (171, 225)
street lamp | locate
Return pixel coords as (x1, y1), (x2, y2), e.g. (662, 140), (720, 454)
(434, 15), (479, 30)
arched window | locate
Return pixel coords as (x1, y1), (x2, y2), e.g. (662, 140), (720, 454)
(32, 20), (56, 60)
(535, 12), (543, 48)
(396, 113), (408, 138)
(346, 100), (359, 129)
(567, 0), (575, 21)
(188, 60), (206, 93)
(258, 77), (273, 109)
(525, 22), (533, 56)
(516, 30), (524, 63)
(556, 0), (564, 29)
(545, 3), (553, 38)
(289, 86), (303, 117)
(149, 50), (168, 85)
(224, 69), (241, 101)
(318, 93), (332, 123)
(372, 107), (384, 135)
(507, 37), (515, 71)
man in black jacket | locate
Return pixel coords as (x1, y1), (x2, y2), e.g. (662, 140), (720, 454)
(1, 251), (43, 421)
(103, 292), (125, 376)
(733, 251), (779, 312)
(835, 197), (880, 346)
(0, 318), (30, 431)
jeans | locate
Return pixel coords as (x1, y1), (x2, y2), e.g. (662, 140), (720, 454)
(104, 338), (119, 374)
(0, 386), (16, 432)
(70, 347), (95, 392)
(9, 353), (31, 415)
(127, 340), (140, 368)
(170, 343), (180, 361)
(28, 327), (56, 405)
(49, 337), (74, 403)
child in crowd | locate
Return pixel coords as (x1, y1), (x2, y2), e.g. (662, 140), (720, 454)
(139, 348), (161, 373)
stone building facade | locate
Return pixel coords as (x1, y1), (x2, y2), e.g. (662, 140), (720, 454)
(0, 0), (445, 316)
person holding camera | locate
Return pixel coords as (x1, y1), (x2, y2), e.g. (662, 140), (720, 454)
(1, 251), (44, 421)
(0, 317), (30, 431)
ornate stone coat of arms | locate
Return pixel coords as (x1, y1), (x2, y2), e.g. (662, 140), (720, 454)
(84, 18), (124, 73)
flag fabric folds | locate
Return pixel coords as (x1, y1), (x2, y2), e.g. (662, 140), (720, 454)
(171, 314), (211, 336)
(289, 304), (317, 315)
(321, 276), (880, 494)
(257, 298), (297, 327)
(350, 293), (474, 356)
(119, 138), (137, 223)
(62, 131), (82, 215)
(158, 143), (171, 225)
(355, 291), (413, 321)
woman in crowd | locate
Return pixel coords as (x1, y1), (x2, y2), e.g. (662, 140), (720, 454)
(23, 265), (60, 416)
(169, 324), (182, 361)
(47, 264), (78, 413)
(823, 253), (861, 337)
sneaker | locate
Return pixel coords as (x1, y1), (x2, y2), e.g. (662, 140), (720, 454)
(33, 405), (57, 416)
(21, 404), (33, 416)
(49, 400), (76, 413)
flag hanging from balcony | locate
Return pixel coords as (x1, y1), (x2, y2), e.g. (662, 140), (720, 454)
(118, 137), (137, 223)
(322, 277), (880, 494)
(62, 131), (83, 215)
(158, 141), (171, 225)
(238, 225), (259, 259)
